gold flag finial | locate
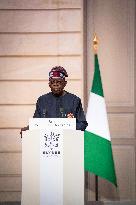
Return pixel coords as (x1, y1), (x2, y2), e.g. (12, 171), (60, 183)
(93, 33), (99, 53)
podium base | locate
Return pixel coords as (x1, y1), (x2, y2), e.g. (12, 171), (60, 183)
(0, 203), (20, 205)
(0, 201), (136, 205)
(86, 202), (136, 205)
(86, 202), (104, 205)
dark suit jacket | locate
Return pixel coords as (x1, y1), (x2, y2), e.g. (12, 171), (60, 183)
(33, 91), (88, 131)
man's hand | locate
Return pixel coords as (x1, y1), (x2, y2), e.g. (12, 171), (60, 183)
(67, 113), (74, 118)
(20, 126), (29, 138)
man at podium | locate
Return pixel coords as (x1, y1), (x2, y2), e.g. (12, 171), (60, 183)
(21, 66), (87, 134)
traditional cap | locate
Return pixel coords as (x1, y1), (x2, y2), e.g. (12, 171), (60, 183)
(49, 66), (68, 80)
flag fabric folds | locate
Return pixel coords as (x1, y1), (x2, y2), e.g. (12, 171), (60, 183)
(84, 54), (117, 186)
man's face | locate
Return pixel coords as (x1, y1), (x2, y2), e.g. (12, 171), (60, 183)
(49, 78), (67, 95)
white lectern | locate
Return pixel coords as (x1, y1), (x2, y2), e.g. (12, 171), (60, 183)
(21, 118), (84, 205)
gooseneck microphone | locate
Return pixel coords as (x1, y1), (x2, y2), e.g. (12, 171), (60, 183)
(42, 108), (47, 118)
(59, 107), (65, 118)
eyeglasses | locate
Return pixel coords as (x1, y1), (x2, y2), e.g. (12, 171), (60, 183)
(49, 79), (65, 85)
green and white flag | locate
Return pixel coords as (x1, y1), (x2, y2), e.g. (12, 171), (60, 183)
(84, 54), (117, 186)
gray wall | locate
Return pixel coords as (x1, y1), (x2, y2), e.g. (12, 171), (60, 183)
(85, 0), (136, 202)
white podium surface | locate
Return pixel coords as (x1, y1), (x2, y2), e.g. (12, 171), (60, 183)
(29, 118), (76, 130)
(21, 119), (84, 205)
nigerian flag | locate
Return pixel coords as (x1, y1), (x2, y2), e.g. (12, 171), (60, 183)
(84, 54), (117, 186)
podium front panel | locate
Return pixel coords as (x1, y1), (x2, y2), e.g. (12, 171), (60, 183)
(21, 129), (84, 205)
(40, 129), (63, 205)
(21, 130), (40, 205)
(63, 130), (84, 205)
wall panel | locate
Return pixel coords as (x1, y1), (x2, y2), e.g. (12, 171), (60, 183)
(0, 192), (21, 202)
(0, 106), (35, 128)
(0, 81), (82, 104)
(0, 153), (21, 175)
(108, 113), (135, 139)
(112, 146), (136, 200)
(0, 10), (81, 32)
(0, 33), (81, 56)
(0, 0), (82, 9)
(0, 177), (21, 191)
(87, 0), (134, 107)
(0, 129), (21, 152)
(0, 57), (82, 80)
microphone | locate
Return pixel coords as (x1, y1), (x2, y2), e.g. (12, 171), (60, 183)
(59, 107), (65, 118)
(42, 108), (47, 118)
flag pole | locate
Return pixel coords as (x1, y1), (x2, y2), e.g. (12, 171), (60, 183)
(93, 34), (99, 202)
(95, 175), (99, 201)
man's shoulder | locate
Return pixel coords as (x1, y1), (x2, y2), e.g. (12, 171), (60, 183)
(37, 92), (52, 101)
(65, 91), (81, 101)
